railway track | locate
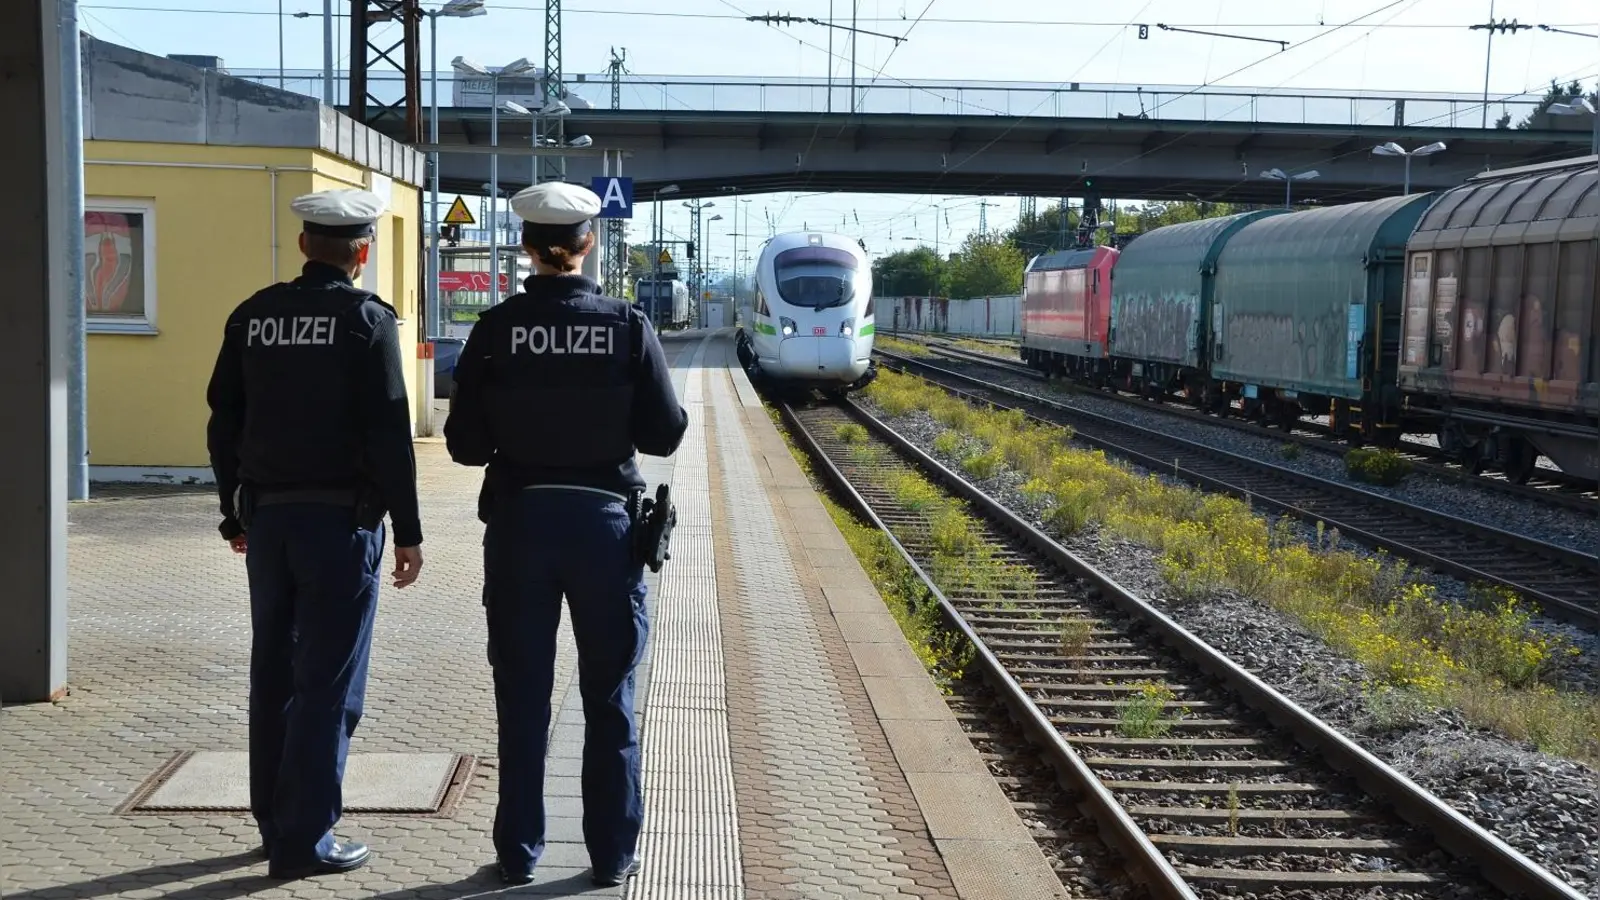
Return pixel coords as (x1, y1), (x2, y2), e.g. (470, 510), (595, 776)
(872, 349), (1600, 631)
(779, 396), (1586, 900)
(887, 333), (1600, 513)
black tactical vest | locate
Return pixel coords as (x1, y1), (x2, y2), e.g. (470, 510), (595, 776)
(235, 281), (375, 485)
(480, 286), (637, 469)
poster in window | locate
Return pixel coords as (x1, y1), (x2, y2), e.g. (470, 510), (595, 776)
(85, 211), (146, 317)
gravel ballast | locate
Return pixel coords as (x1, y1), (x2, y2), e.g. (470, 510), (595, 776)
(855, 397), (1600, 898)
(917, 355), (1600, 557)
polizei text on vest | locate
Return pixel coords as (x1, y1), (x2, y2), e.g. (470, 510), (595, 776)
(510, 324), (615, 355)
(246, 316), (340, 347)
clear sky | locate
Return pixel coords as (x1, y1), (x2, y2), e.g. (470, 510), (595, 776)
(79, 0), (1599, 281)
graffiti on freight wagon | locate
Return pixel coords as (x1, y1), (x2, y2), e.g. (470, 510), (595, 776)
(1113, 290), (1199, 364)
(1224, 304), (1352, 386)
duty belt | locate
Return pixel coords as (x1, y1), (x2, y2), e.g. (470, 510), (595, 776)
(255, 488), (360, 507)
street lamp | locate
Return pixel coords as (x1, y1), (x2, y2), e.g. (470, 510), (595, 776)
(1259, 167), (1320, 208)
(1371, 141), (1447, 196)
(455, 56), (537, 306)
(1547, 96), (1598, 156)
(704, 214), (723, 325)
(648, 185), (680, 325)
(418, 0), (486, 435)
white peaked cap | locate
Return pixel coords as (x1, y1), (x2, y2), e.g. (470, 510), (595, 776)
(510, 181), (602, 225)
(291, 189), (387, 235)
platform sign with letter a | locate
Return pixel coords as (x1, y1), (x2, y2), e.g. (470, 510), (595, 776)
(590, 176), (634, 219)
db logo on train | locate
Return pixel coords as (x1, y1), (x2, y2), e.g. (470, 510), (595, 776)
(813, 326), (827, 336)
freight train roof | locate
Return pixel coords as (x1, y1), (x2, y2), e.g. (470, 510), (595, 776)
(1114, 209), (1287, 279)
(1218, 192), (1435, 272)
(1410, 161), (1598, 248)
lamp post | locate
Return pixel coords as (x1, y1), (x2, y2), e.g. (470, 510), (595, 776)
(527, 99), (570, 184)
(1371, 141), (1447, 195)
(1547, 96), (1599, 156)
(704, 213), (723, 317)
(683, 199), (715, 309)
(415, 0), (485, 435)
(649, 184), (680, 325)
(454, 56), (537, 306)
(696, 212), (722, 326)
(1259, 167), (1320, 208)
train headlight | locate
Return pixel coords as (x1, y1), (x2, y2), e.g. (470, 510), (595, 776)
(780, 316), (797, 336)
(839, 318), (855, 337)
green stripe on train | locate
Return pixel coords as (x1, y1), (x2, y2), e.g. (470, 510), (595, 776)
(859, 323), (875, 337)
(753, 321), (777, 335)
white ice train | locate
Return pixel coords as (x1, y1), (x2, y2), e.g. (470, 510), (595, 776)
(734, 231), (877, 397)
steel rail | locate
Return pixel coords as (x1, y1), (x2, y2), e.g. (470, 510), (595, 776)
(876, 350), (1600, 630)
(775, 399), (1199, 900)
(783, 393), (1586, 900)
(900, 337), (1600, 511)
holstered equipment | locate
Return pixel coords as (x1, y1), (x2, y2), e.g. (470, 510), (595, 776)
(233, 484), (257, 532)
(353, 483), (385, 531)
(631, 484), (677, 573)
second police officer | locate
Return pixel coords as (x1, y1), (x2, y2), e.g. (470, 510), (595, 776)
(205, 188), (425, 880)
(444, 181), (688, 888)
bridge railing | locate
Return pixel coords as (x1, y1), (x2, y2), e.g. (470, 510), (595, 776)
(232, 69), (1547, 130)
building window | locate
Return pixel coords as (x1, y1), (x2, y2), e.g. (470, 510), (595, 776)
(85, 199), (157, 334)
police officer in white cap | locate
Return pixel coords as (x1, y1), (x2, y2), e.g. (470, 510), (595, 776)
(445, 181), (687, 887)
(205, 187), (425, 880)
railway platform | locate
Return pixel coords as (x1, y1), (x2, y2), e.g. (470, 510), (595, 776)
(0, 329), (1065, 900)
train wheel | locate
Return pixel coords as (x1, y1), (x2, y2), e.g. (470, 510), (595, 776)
(1502, 437), (1538, 484)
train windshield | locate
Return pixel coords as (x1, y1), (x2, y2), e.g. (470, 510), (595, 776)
(773, 246), (858, 310)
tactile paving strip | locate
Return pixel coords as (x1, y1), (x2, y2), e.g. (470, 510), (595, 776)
(632, 336), (745, 899)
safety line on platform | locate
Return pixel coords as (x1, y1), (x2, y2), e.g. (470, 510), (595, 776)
(633, 333), (744, 899)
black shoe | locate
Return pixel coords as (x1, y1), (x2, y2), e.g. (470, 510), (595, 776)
(591, 856), (641, 887)
(267, 841), (371, 879)
(498, 863), (534, 886)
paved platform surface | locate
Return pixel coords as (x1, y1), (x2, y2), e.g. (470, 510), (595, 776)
(0, 330), (1063, 899)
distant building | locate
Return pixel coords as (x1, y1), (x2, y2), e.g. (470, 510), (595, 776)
(80, 35), (426, 483)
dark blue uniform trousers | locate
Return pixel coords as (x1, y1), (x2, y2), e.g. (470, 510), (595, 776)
(483, 487), (650, 876)
(245, 503), (385, 869)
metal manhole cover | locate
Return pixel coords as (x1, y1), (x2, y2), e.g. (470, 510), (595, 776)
(118, 751), (475, 817)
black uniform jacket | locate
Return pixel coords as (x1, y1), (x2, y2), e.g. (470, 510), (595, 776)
(443, 273), (688, 497)
(205, 261), (423, 547)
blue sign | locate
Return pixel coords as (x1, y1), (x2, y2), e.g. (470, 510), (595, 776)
(1346, 304), (1367, 380)
(590, 176), (634, 219)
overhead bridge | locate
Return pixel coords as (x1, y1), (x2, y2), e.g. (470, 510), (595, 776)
(239, 72), (1599, 204)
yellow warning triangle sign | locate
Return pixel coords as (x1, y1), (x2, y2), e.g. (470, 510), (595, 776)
(658, 250), (673, 265)
(443, 195), (476, 226)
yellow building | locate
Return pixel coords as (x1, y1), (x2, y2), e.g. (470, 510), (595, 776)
(81, 37), (427, 482)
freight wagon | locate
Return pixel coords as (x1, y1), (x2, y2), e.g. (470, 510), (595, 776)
(1018, 158), (1598, 483)
(1209, 192), (1434, 441)
(1018, 247), (1119, 383)
(1397, 156), (1599, 482)
(1105, 210), (1285, 408)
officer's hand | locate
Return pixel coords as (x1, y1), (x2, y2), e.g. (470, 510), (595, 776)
(393, 545), (423, 588)
(228, 535), (248, 554)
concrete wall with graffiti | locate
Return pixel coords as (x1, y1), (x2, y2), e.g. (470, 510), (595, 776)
(873, 295), (1021, 335)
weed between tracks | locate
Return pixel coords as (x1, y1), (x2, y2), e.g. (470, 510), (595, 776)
(768, 406), (972, 689)
(874, 336), (933, 358)
(950, 338), (1015, 357)
(861, 369), (1600, 764)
